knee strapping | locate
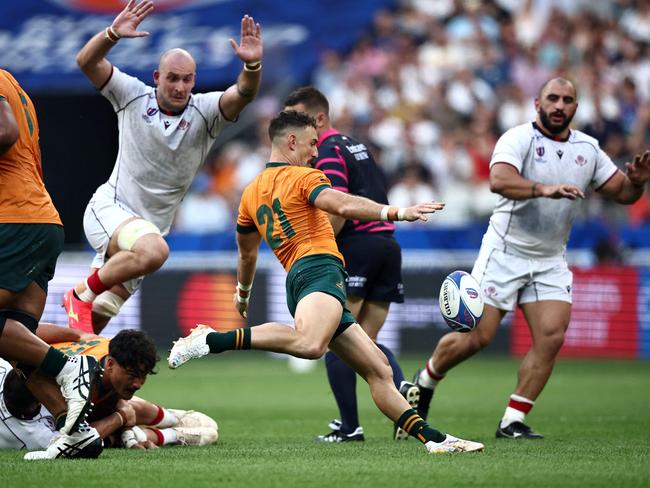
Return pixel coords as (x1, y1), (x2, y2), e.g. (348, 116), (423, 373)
(92, 291), (126, 318)
(117, 219), (161, 251)
(0, 309), (39, 333)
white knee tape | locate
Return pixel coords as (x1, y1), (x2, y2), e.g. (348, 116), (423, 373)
(92, 291), (125, 318)
(117, 219), (161, 251)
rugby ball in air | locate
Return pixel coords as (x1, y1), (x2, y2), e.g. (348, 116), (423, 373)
(439, 270), (484, 332)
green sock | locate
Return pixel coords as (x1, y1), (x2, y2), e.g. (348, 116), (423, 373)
(206, 328), (251, 353)
(397, 408), (446, 444)
(39, 347), (68, 377)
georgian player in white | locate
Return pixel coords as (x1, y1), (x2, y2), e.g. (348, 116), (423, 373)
(0, 358), (57, 450)
(65, 1), (263, 333)
(413, 78), (650, 439)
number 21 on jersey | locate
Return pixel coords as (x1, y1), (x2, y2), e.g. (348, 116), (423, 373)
(256, 197), (295, 250)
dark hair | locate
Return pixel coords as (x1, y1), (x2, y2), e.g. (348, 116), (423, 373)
(283, 86), (329, 115)
(109, 330), (159, 378)
(268, 110), (317, 142)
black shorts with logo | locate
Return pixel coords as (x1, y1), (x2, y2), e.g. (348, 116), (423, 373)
(337, 232), (404, 303)
(0, 223), (64, 293)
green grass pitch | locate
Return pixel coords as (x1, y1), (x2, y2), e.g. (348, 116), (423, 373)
(1, 354), (649, 487)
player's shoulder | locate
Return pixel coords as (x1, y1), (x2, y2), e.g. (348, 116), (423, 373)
(502, 122), (536, 140)
(568, 129), (601, 150)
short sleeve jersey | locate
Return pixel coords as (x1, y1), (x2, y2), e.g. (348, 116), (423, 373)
(98, 67), (228, 234)
(52, 337), (110, 361)
(0, 358), (57, 449)
(236, 163), (343, 271)
(0, 70), (61, 225)
(483, 122), (618, 257)
(315, 128), (394, 238)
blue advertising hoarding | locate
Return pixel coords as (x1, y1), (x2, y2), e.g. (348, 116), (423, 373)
(0, 0), (396, 93)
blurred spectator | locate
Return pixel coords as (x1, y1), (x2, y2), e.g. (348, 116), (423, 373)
(387, 163), (437, 225)
(172, 0), (649, 242)
(174, 171), (231, 233)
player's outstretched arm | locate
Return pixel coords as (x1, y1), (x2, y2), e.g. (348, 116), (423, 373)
(220, 15), (263, 121)
(234, 230), (262, 318)
(76, 0), (154, 89)
(490, 162), (585, 200)
(314, 187), (444, 223)
(0, 97), (18, 154)
(598, 150), (649, 204)
(35, 322), (98, 344)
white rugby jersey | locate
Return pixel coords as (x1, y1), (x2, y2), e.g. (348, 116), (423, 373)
(97, 67), (228, 234)
(0, 359), (57, 449)
(482, 122), (618, 258)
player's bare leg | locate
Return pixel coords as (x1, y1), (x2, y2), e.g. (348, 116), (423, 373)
(517, 301), (570, 399)
(328, 323), (483, 453)
(248, 292), (341, 358)
(0, 284), (101, 436)
(340, 298), (414, 440)
(413, 305), (504, 420)
(494, 300), (570, 439)
(68, 217), (168, 331)
(168, 293), (483, 453)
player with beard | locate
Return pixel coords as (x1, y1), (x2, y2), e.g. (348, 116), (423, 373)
(411, 77), (649, 439)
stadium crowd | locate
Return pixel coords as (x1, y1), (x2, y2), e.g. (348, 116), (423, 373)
(172, 0), (650, 234)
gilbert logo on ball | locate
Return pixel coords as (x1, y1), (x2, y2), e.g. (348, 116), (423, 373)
(439, 270), (484, 333)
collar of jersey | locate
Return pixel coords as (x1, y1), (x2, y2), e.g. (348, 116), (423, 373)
(318, 128), (339, 147)
(532, 121), (571, 142)
(266, 162), (289, 168)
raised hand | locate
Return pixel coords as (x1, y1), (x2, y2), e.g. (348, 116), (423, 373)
(402, 202), (445, 222)
(626, 150), (650, 188)
(540, 184), (585, 200)
(111, 0), (155, 39)
(229, 15), (263, 64)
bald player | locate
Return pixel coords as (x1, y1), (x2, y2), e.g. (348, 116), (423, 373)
(412, 78), (650, 439)
(67, 0), (263, 333)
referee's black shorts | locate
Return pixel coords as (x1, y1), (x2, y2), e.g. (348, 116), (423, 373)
(337, 232), (404, 303)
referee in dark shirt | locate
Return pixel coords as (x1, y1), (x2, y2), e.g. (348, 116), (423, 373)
(284, 87), (419, 442)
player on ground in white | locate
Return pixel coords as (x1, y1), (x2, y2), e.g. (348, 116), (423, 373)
(413, 77), (649, 439)
(65, 0), (263, 333)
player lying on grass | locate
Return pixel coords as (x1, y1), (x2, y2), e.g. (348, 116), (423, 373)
(9, 327), (217, 458)
(169, 110), (484, 454)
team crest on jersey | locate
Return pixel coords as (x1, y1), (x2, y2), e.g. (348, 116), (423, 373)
(179, 119), (190, 130)
(575, 154), (587, 166)
(147, 107), (159, 117)
(534, 146), (546, 163)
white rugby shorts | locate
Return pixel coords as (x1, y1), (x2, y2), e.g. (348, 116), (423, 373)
(82, 185), (145, 294)
(471, 245), (572, 311)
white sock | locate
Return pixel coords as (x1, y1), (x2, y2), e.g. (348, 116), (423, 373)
(418, 358), (445, 389)
(77, 281), (97, 303)
(158, 428), (178, 445)
(500, 394), (534, 428)
(149, 406), (179, 429)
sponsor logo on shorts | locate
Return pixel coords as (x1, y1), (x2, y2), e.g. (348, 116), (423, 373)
(336, 281), (344, 291)
(347, 276), (366, 288)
